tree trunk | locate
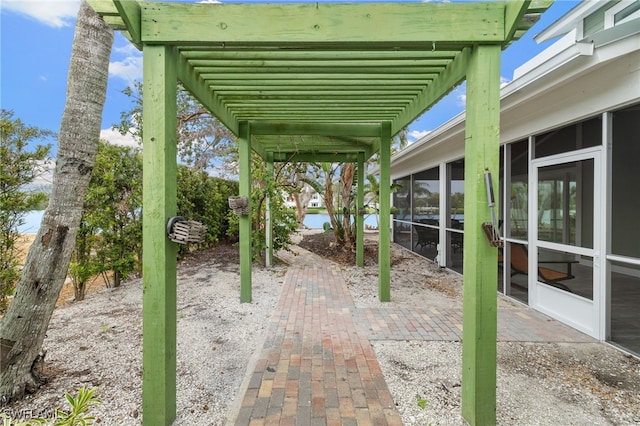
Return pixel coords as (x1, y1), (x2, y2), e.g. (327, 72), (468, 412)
(0, 1), (112, 404)
(292, 182), (313, 226)
(322, 170), (341, 242)
(73, 280), (87, 302)
(340, 163), (355, 249)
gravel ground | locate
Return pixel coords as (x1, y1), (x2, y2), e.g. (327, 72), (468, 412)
(342, 243), (640, 426)
(2, 236), (639, 425)
(2, 246), (285, 425)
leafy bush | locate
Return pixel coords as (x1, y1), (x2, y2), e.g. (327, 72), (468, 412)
(0, 110), (52, 312)
(176, 166), (238, 256)
(71, 142), (142, 298)
(0, 387), (100, 426)
(225, 152), (298, 263)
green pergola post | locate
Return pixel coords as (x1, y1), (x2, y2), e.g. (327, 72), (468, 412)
(356, 151), (365, 267)
(378, 122), (391, 301)
(142, 44), (178, 426)
(265, 151), (274, 267)
(239, 120), (252, 303)
(461, 44), (501, 426)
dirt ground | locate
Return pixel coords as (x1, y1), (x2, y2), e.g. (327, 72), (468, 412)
(14, 234), (109, 307)
(3, 230), (639, 425)
(298, 230), (393, 266)
(12, 230), (363, 307)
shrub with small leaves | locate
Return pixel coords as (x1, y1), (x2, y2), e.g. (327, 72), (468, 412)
(416, 395), (428, 410)
(0, 388), (100, 426)
(54, 387), (100, 426)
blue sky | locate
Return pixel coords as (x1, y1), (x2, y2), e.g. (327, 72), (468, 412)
(1, 0), (580, 152)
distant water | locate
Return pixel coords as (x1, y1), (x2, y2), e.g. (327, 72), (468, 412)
(18, 210), (44, 234)
(303, 213), (378, 229)
(18, 211), (380, 233)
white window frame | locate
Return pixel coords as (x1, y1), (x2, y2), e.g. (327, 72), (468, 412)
(605, 1), (640, 28)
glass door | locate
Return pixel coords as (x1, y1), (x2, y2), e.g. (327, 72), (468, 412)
(530, 148), (602, 338)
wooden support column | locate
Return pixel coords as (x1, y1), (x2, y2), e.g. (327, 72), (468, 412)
(142, 44), (178, 426)
(378, 122), (392, 301)
(356, 152), (365, 267)
(461, 44), (501, 426)
(239, 121), (252, 302)
(265, 151), (274, 267)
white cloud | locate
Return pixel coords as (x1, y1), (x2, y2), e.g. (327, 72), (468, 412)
(113, 43), (140, 57)
(2, 0), (79, 28)
(457, 93), (466, 107)
(458, 78), (510, 106)
(408, 130), (431, 142)
(199, 0), (222, 3)
(31, 160), (55, 190)
(109, 55), (142, 84)
(100, 128), (139, 148)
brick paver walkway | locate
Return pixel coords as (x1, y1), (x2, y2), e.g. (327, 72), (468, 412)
(233, 244), (593, 425)
(235, 246), (402, 425)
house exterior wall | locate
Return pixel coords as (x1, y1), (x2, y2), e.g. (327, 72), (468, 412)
(388, 4), (640, 354)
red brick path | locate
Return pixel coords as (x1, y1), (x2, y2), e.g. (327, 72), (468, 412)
(233, 244), (593, 425)
(235, 262), (402, 425)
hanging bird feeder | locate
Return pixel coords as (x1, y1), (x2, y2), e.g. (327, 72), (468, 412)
(167, 216), (207, 244)
(228, 195), (249, 216)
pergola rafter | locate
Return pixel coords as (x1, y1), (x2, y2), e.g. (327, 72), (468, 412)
(87, 1), (553, 425)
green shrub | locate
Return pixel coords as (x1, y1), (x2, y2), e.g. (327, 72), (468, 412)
(177, 166), (238, 256)
(0, 387), (100, 426)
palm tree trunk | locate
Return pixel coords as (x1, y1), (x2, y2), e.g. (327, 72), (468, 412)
(0, 1), (112, 403)
(340, 163), (355, 249)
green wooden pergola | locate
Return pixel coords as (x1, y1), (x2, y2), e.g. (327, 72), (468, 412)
(87, 1), (551, 424)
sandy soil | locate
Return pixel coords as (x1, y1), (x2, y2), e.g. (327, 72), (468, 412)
(15, 234), (107, 307)
(2, 232), (639, 425)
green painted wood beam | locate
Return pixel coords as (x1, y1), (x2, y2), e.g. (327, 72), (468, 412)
(378, 122), (392, 302)
(208, 80), (431, 88)
(528, 0), (555, 13)
(180, 50), (460, 60)
(114, 0), (142, 48)
(266, 151), (274, 267)
(176, 54), (239, 135)
(272, 152), (361, 163)
(357, 152), (365, 267)
(211, 87), (425, 94)
(250, 137), (267, 160)
(86, 0), (120, 16)
(461, 44), (501, 426)
(102, 16), (127, 31)
(230, 107), (405, 114)
(260, 140), (374, 153)
(223, 99), (412, 105)
(189, 59), (452, 68)
(212, 85), (426, 91)
(239, 121), (252, 303)
(391, 48), (471, 135)
(243, 116), (397, 122)
(229, 104), (405, 110)
(200, 73), (438, 81)
(142, 44), (177, 426)
(141, 3), (505, 44)
(260, 147), (372, 157)
(236, 114), (399, 121)
(504, 1), (531, 41)
(194, 66), (446, 74)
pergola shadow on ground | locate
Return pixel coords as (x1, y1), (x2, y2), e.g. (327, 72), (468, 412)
(88, 1), (553, 425)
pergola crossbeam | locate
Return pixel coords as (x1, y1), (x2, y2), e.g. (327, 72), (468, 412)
(141, 2), (505, 44)
(85, 1), (554, 425)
